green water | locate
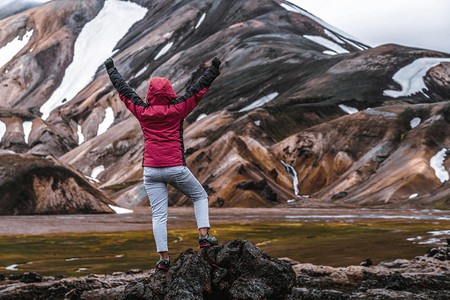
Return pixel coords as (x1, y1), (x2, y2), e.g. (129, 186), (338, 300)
(0, 222), (447, 277)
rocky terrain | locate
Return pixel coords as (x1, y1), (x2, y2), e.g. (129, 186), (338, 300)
(1, 239), (449, 299)
(0, 152), (115, 215)
(0, 0), (449, 213)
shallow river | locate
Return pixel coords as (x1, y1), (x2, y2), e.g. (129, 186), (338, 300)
(0, 208), (448, 277)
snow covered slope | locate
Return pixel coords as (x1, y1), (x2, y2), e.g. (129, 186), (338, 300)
(40, 0), (147, 119)
(0, 0), (449, 211)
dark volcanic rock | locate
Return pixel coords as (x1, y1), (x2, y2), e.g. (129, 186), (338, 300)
(290, 245), (450, 299)
(20, 272), (42, 283)
(120, 239), (296, 300)
(0, 271), (152, 300)
(1, 243), (449, 299)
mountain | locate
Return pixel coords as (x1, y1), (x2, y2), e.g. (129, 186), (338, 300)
(0, 0), (449, 214)
(0, 152), (115, 215)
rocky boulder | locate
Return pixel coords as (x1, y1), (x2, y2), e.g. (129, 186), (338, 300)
(289, 244), (450, 299)
(1, 241), (449, 299)
(0, 152), (115, 215)
(120, 239), (296, 300)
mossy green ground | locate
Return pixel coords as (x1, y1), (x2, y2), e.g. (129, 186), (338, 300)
(0, 222), (447, 277)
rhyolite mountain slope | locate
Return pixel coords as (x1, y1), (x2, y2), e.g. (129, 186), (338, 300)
(0, 152), (115, 214)
(0, 0), (449, 213)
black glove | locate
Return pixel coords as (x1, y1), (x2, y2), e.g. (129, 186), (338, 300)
(104, 57), (114, 70)
(211, 57), (221, 70)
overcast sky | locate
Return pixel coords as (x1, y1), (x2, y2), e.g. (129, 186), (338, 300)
(289, 0), (450, 54)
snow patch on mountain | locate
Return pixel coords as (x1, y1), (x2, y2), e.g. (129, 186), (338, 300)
(304, 35), (349, 54)
(108, 204), (133, 214)
(97, 107), (114, 136)
(154, 42), (173, 60)
(91, 165), (105, 181)
(0, 121), (6, 142)
(135, 66), (147, 77)
(196, 113), (207, 121)
(195, 13), (206, 29)
(77, 124), (84, 144)
(40, 0), (147, 119)
(0, 29), (33, 69)
(339, 104), (358, 114)
(324, 29), (344, 44)
(23, 121), (32, 144)
(430, 148), (449, 183)
(239, 92), (279, 112)
(410, 117), (421, 129)
(383, 57), (450, 98)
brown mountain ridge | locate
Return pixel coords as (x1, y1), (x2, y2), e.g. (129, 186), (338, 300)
(0, 0), (449, 214)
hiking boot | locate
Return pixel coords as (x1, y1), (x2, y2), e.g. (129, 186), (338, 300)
(155, 258), (170, 270)
(199, 234), (218, 248)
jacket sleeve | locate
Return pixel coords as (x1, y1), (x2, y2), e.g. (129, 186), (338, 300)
(172, 65), (220, 118)
(107, 67), (148, 119)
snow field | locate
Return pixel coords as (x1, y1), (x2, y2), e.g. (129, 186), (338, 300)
(91, 165), (105, 182)
(239, 92), (279, 112)
(154, 42), (174, 60)
(135, 66), (147, 77)
(324, 29), (344, 44)
(0, 121), (6, 142)
(410, 117), (421, 129)
(0, 29), (34, 69)
(40, 0), (147, 119)
(23, 121), (32, 144)
(196, 113), (207, 122)
(77, 124), (84, 144)
(339, 104), (358, 114)
(383, 57), (450, 98)
(108, 204), (133, 214)
(303, 35), (349, 55)
(430, 148), (449, 183)
(195, 13), (206, 29)
(97, 107), (114, 136)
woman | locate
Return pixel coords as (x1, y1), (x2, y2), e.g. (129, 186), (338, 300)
(104, 56), (221, 270)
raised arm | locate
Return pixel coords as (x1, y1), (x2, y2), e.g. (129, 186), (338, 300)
(104, 58), (148, 119)
(172, 57), (221, 118)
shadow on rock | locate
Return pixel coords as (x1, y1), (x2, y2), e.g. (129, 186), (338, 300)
(119, 239), (296, 300)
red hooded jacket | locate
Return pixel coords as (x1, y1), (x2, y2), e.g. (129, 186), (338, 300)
(107, 65), (220, 167)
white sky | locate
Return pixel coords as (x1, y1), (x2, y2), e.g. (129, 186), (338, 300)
(289, 0), (450, 54)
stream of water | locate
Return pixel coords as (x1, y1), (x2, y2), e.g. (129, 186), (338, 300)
(0, 208), (448, 277)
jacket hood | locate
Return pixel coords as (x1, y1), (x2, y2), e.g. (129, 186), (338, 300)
(146, 77), (178, 105)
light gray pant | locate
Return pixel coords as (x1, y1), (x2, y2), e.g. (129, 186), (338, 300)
(143, 165), (210, 252)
